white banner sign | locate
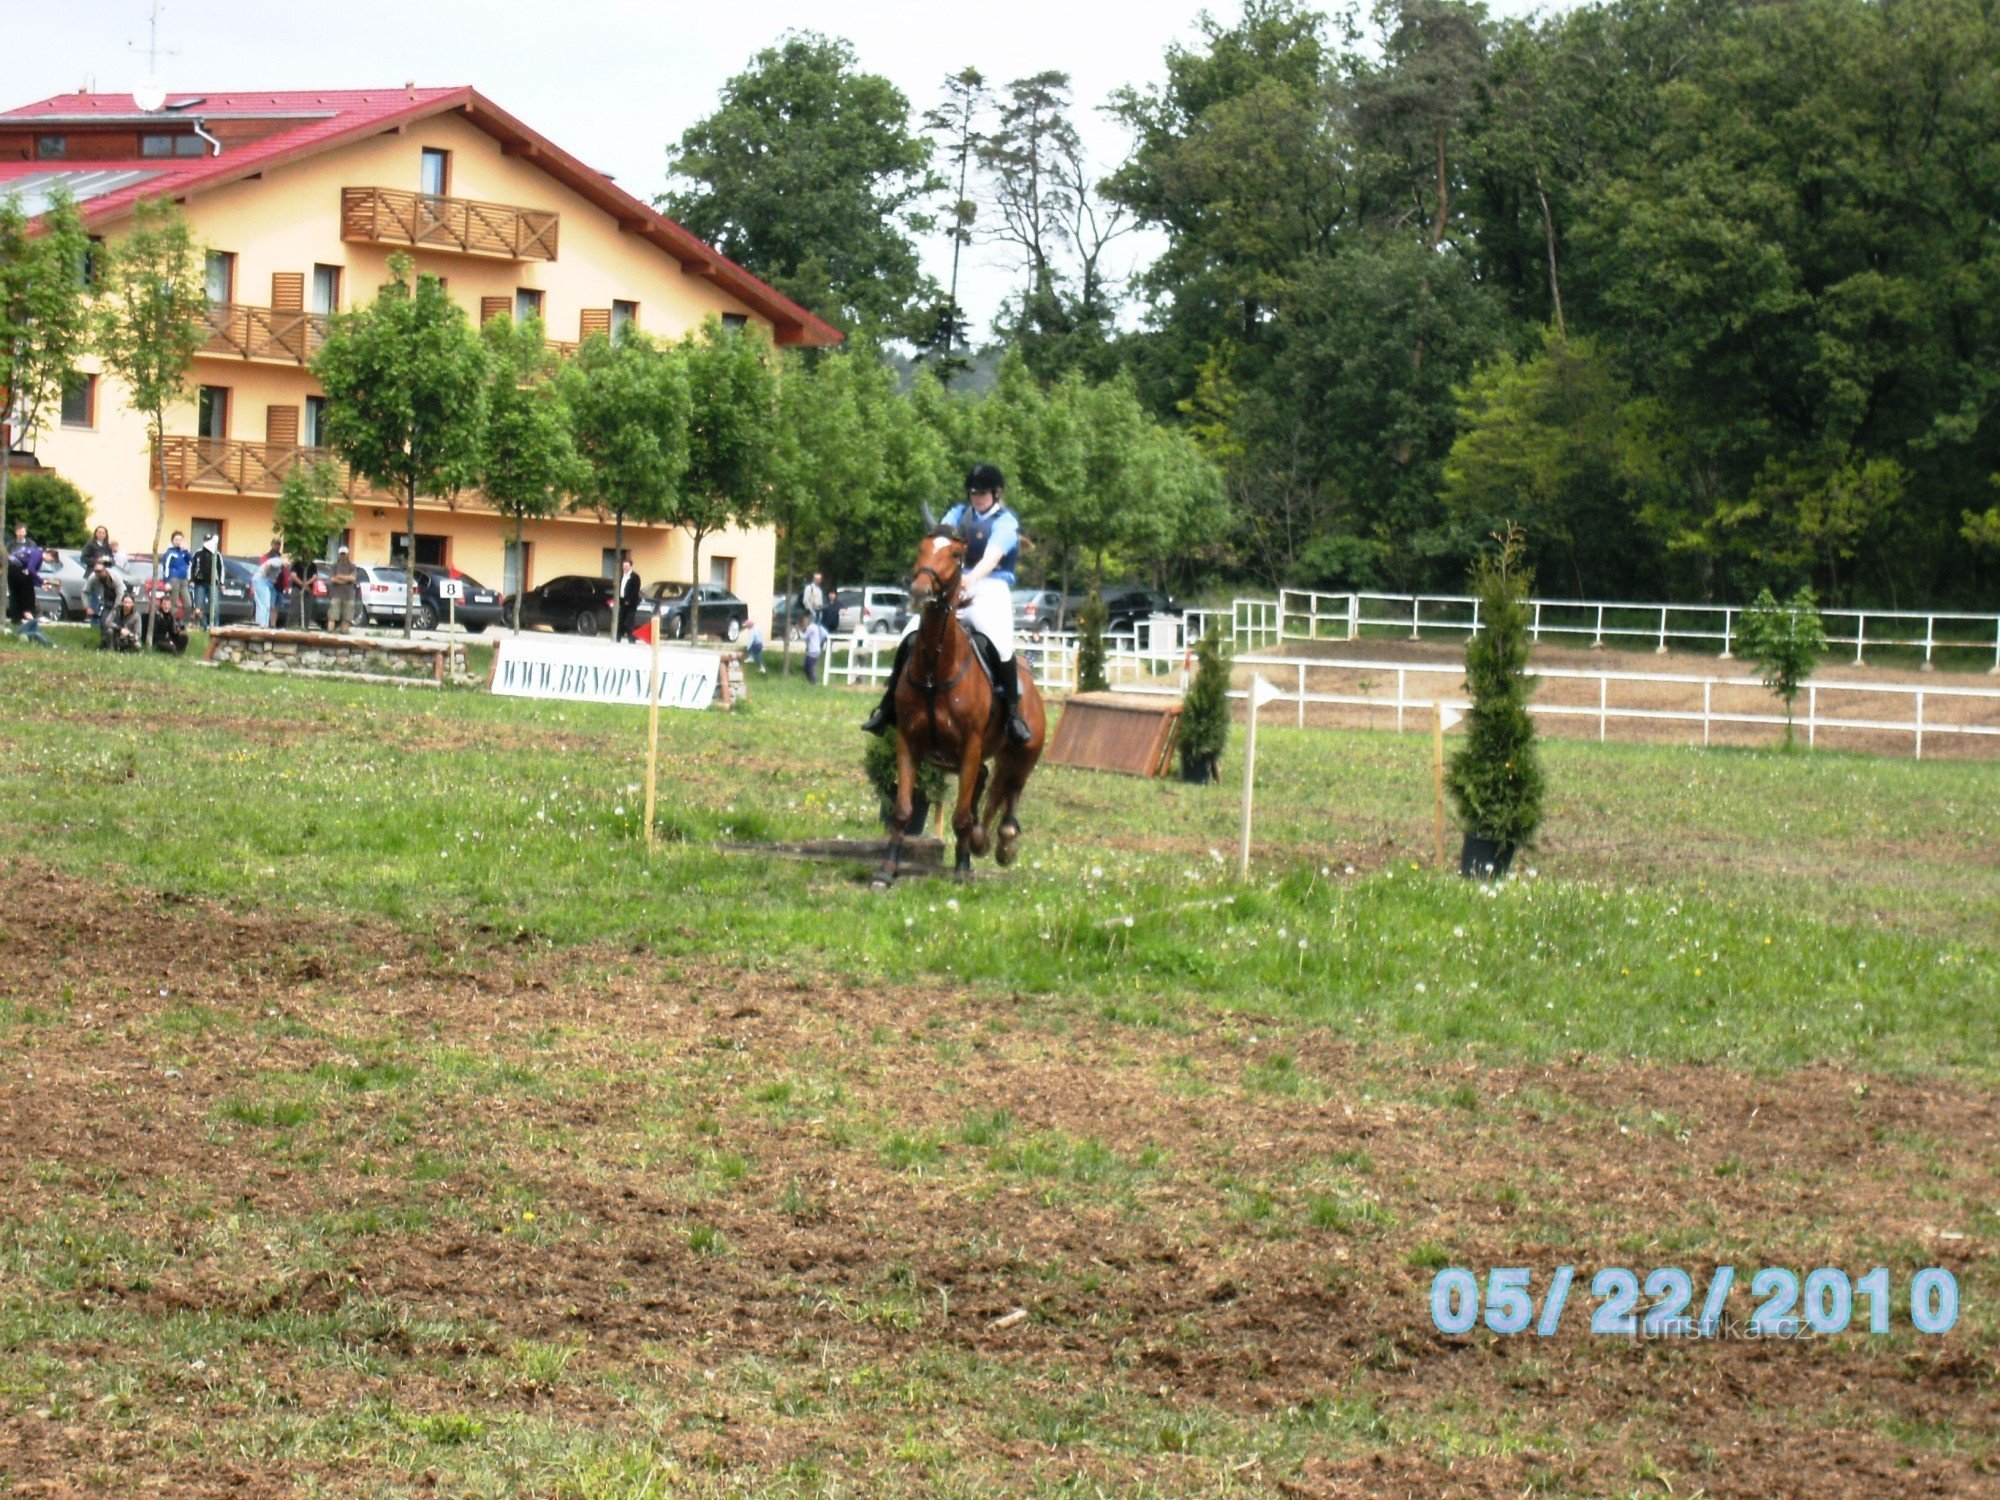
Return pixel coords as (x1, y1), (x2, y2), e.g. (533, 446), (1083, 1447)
(491, 634), (719, 710)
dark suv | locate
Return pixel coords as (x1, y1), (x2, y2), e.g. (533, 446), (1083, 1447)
(517, 574), (616, 635)
(1065, 586), (1182, 635)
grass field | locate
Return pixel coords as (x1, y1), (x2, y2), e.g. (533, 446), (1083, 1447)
(1, 634), (1995, 1497)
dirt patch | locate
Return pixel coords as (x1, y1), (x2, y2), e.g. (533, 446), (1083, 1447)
(2, 867), (1995, 1496)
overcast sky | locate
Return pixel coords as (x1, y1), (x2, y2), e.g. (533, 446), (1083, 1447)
(17, 0), (1570, 334)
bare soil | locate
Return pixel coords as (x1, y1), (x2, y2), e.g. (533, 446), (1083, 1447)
(2, 867), (1995, 1497)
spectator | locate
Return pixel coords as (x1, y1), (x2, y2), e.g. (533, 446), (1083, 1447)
(617, 557), (641, 642)
(93, 566), (139, 650)
(803, 613), (829, 685)
(743, 618), (765, 672)
(85, 554), (126, 626)
(252, 540), (283, 628)
(80, 525), (112, 573)
(801, 572), (826, 634)
(189, 535), (221, 627)
(7, 532), (52, 646)
(820, 578), (841, 635)
(326, 546), (360, 632)
(160, 531), (192, 616)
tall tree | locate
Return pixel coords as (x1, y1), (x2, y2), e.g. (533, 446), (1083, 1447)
(480, 314), (580, 632)
(0, 188), (90, 544)
(664, 33), (943, 338)
(94, 197), (206, 645)
(313, 254), (490, 639)
(559, 330), (690, 641)
(678, 321), (778, 641)
(919, 67), (990, 385)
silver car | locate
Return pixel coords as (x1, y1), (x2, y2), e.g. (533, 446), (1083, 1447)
(51, 551), (139, 618)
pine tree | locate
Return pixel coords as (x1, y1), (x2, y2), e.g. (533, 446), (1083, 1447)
(1076, 590), (1110, 692)
(1177, 623), (1232, 782)
(1445, 528), (1544, 859)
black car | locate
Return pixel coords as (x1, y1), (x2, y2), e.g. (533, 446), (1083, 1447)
(639, 582), (750, 641)
(1065, 585), (1182, 635)
(409, 566), (506, 632)
(517, 574), (617, 636)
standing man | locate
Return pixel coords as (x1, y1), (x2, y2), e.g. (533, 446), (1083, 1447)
(253, 540), (284, 628)
(800, 572), (826, 640)
(617, 557), (642, 642)
(7, 527), (51, 644)
(861, 463), (1032, 745)
(802, 613), (829, 685)
(160, 531), (192, 618)
(86, 556), (128, 642)
(327, 546), (360, 632)
(189, 534), (222, 627)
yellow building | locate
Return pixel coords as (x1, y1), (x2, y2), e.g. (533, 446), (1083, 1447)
(1, 86), (839, 627)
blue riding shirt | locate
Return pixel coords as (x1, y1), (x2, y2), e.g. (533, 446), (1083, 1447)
(941, 500), (1019, 585)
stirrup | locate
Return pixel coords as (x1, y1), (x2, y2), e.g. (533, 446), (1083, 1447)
(860, 703), (894, 735)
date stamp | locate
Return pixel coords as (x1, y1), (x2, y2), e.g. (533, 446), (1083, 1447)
(1429, 1266), (1959, 1338)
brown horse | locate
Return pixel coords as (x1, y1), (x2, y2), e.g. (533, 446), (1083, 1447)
(874, 530), (1046, 886)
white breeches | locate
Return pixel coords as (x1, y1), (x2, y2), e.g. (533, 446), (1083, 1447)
(901, 576), (1014, 658)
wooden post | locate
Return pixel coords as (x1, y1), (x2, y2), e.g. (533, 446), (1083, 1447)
(1433, 701), (1447, 872)
(1237, 688), (1259, 881)
(643, 624), (663, 852)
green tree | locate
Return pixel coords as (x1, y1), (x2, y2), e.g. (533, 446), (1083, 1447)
(5, 471), (89, 549)
(480, 314), (579, 632)
(1445, 528), (1544, 862)
(919, 66), (990, 386)
(678, 321), (778, 641)
(0, 188), (90, 543)
(1177, 623), (1233, 781)
(664, 33), (942, 337)
(273, 461), (350, 628)
(1737, 585), (1827, 749)
(94, 196), (206, 646)
(313, 255), (489, 639)
(559, 330), (690, 640)
(1076, 591), (1110, 693)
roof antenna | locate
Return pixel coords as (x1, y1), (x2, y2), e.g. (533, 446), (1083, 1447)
(129, 0), (178, 112)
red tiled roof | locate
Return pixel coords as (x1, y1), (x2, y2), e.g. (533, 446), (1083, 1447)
(0, 88), (841, 347)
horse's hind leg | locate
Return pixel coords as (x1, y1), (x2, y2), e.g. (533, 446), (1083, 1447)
(951, 742), (984, 879)
(968, 764), (991, 856)
(984, 747), (1035, 868)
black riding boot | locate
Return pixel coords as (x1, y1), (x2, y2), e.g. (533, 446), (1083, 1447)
(994, 651), (1033, 746)
(860, 632), (916, 735)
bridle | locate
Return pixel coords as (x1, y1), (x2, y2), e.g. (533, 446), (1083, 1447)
(909, 550), (972, 698)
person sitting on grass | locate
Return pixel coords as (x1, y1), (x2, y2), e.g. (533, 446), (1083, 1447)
(744, 618), (765, 672)
(101, 592), (143, 652)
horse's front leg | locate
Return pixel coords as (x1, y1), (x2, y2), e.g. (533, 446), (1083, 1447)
(951, 739), (984, 880)
(873, 731), (918, 889)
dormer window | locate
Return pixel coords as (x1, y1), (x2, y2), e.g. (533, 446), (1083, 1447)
(141, 133), (206, 158)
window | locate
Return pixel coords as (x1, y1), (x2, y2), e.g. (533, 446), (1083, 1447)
(191, 519), (225, 551)
(600, 547), (633, 578)
(304, 396), (328, 448)
(310, 264), (342, 315)
(514, 288), (544, 323)
(60, 374), (96, 428)
(140, 133), (205, 158)
(720, 313), (749, 333)
(390, 533), (448, 567)
(503, 540), (532, 597)
(35, 135), (64, 160)
(196, 386), (230, 441)
(420, 147), (450, 197)
(204, 251), (235, 304)
(611, 300), (638, 339)
(708, 555), (734, 589)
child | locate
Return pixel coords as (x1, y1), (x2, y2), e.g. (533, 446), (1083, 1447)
(744, 618), (766, 671)
(802, 615), (829, 685)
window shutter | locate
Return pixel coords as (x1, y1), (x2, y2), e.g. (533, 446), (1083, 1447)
(579, 308), (611, 340)
(266, 404), (299, 448)
(480, 295), (509, 326)
(270, 272), (304, 312)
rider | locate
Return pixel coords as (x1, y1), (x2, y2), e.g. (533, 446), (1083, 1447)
(861, 462), (1033, 746)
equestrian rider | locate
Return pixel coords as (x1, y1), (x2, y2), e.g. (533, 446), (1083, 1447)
(861, 462), (1033, 746)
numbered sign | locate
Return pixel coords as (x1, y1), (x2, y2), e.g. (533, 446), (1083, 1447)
(437, 577), (465, 602)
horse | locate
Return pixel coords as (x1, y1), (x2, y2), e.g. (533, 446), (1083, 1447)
(874, 528), (1046, 886)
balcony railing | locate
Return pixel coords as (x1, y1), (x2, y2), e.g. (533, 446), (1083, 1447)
(200, 301), (330, 365)
(149, 436), (510, 513)
(341, 186), (559, 261)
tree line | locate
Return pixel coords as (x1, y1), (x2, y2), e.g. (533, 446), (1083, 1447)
(664, 0), (2000, 608)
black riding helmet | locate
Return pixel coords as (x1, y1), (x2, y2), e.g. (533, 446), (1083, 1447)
(965, 462), (1004, 496)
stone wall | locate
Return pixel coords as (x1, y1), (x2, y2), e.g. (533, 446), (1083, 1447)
(204, 628), (466, 684)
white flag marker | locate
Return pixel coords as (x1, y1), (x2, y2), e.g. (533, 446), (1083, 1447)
(1238, 676), (1282, 879)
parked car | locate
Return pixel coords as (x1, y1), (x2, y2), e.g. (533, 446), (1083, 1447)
(1011, 587), (1065, 636)
(834, 585), (910, 635)
(639, 581), (751, 641)
(51, 551), (138, 618)
(517, 574), (616, 636)
(206, 557), (258, 624)
(409, 566), (506, 632)
(31, 567), (65, 621)
(306, 562), (409, 626)
(1065, 585), (1183, 635)
(772, 594), (806, 641)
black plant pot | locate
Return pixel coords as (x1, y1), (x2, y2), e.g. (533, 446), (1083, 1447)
(1179, 748), (1221, 784)
(879, 790), (931, 837)
(1459, 833), (1515, 880)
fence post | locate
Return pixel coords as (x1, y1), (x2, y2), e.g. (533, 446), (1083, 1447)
(1922, 614), (1936, 671)
(1531, 599), (1542, 645)
(1914, 690), (1924, 760)
(1598, 676), (1607, 742)
(1592, 603), (1604, 649)
(1348, 593), (1360, 642)
(1657, 605), (1669, 654)
(1853, 612), (1865, 667)
(1702, 678), (1712, 747)
(1720, 609), (1734, 660)
(1297, 660), (1306, 729)
(1397, 667), (1406, 733)
(1470, 597), (1481, 638)
(1409, 596), (1422, 641)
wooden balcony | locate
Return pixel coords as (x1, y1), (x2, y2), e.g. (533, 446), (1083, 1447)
(340, 186), (559, 261)
(152, 436), (498, 511)
(200, 301), (330, 366)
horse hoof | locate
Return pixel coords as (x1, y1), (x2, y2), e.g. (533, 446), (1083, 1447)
(953, 865), (973, 884)
(996, 832), (1018, 868)
(870, 867), (896, 890)
(969, 827), (991, 857)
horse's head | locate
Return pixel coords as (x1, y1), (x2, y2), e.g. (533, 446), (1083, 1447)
(910, 528), (965, 610)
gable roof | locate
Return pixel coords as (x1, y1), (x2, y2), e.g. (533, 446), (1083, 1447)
(0, 87), (842, 347)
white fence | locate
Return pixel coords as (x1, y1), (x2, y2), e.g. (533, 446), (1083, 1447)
(820, 637), (2000, 760)
(1275, 589), (2000, 671)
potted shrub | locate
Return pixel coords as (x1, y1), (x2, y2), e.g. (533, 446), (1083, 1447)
(1445, 529), (1544, 877)
(1177, 623), (1232, 783)
(1076, 591), (1110, 693)
(1737, 585), (1825, 750)
(863, 730), (945, 836)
